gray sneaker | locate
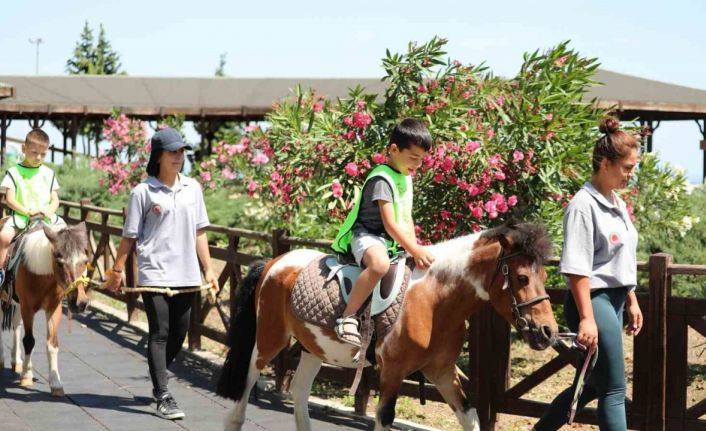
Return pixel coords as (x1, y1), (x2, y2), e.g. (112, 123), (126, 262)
(155, 392), (185, 420)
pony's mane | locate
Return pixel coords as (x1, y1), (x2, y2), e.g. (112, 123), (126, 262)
(20, 225), (88, 276)
(21, 229), (55, 275)
(479, 221), (553, 264)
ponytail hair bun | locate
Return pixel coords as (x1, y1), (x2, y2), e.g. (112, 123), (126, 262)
(599, 116), (620, 134)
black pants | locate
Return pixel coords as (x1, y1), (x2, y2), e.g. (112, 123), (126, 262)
(142, 291), (195, 396)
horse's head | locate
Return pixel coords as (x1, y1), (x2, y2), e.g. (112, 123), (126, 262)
(43, 222), (90, 314)
(479, 221), (557, 350)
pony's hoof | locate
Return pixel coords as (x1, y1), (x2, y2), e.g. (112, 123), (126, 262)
(19, 377), (33, 387)
(50, 387), (65, 397)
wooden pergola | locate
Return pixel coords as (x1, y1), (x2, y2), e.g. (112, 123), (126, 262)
(1, 71), (706, 178)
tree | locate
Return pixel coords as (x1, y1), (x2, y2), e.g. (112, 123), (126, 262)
(61, 21), (125, 155)
(215, 52), (227, 77)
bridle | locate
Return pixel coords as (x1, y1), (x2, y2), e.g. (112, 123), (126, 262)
(486, 249), (550, 331)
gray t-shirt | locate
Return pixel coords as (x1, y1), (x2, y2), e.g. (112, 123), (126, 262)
(560, 182), (638, 290)
(352, 177), (394, 237)
(123, 175), (210, 287)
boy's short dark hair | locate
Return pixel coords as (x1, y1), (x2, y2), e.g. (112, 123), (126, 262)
(390, 118), (432, 151)
(25, 128), (49, 147)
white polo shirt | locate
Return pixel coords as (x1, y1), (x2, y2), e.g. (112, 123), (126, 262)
(123, 175), (210, 287)
(560, 182), (638, 290)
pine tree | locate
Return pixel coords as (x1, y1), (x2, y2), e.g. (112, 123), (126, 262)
(61, 22), (125, 154)
(65, 21), (94, 74)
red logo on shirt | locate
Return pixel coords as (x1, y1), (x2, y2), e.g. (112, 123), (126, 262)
(609, 232), (621, 245)
(152, 204), (162, 215)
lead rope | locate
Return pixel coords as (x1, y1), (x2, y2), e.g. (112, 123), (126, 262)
(555, 332), (599, 424)
(349, 301), (373, 395)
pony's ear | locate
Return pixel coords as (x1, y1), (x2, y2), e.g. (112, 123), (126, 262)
(43, 224), (59, 242)
(497, 233), (513, 251)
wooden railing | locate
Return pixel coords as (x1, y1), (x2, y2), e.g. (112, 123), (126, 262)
(4, 197), (704, 431)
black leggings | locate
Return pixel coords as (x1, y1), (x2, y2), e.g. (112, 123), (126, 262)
(142, 291), (195, 395)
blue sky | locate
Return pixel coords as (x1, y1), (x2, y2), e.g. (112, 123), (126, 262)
(2, 0), (705, 181)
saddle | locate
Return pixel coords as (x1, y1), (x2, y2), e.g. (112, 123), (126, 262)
(0, 217), (41, 305)
(291, 253), (414, 339)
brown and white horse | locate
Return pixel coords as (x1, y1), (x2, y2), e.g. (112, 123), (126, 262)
(217, 222), (558, 431)
(0, 221), (90, 396)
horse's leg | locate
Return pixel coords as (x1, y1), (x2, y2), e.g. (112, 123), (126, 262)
(374, 367), (405, 431)
(224, 334), (291, 430)
(45, 305), (64, 396)
(423, 364), (479, 431)
(19, 303), (35, 386)
(291, 351), (322, 431)
(11, 304), (22, 373)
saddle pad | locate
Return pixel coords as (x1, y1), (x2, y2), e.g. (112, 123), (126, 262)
(291, 255), (410, 338)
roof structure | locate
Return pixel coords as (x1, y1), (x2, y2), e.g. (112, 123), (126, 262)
(1, 71), (705, 122)
(0, 82), (13, 100)
(0, 75), (386, 120)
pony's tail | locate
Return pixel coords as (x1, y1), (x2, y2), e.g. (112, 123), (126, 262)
(1, 302), (15, 331)
(216, 259), (269, 401)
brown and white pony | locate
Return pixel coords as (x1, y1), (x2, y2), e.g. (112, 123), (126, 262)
(217, 222), (558, 431)
(0, 221), (90, 396)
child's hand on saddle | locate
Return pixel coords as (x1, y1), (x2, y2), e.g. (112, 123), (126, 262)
(102, 269), (123, 292)
(40, 209), (56, 221)
(412, 246), (435, 269)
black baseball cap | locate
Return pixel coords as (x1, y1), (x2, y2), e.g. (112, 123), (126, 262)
(150, 128), (192, 152)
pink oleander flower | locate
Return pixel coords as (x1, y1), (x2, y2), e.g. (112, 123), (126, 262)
(372, 153), (386, 164)
(417, 84), (428, 93)
(350, 112), (372, 128)
(512, 150), (524, 162)
(433, 173), (444, 183)
(200, 171), (212, 182)
(545, 113), (554, 121)
(508, 195), (518, 206)
(495, 171), (506, 181)
(251, 152), (270, 166)
(495, 96), (505, 107)
(247, 180), (258, 197)
(344, 162), (359, 177)
(487, 129), (496, 139)
(465, 141), (481, 153)
(221, 168), (236, 180)
(331, 180), (343, 198)
(356, 100), (366, 111)
(471, 206), (483, 219)
(468, 184), (480, 196)
(488, 154), (502, 167)
(546, 131), (555, 140)
(313, 102), (323, 113)
(555, 55), (568, 66)
(271, 171), (283, 182)
(440, 210), (452, 220)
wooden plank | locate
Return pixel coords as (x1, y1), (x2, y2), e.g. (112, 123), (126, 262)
(687, 397), (706, 420)
(647, 253), (671, 431)
(196, 323), (228, 345)
(666, 312), (688, 427)
(504, 349), (573, 399)
(688, 316), (706, 339)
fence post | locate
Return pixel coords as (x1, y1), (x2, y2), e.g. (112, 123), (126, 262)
(122, 206), (139, 322)
(271, 228), (292, 393)
(79, 198), (91, 221)
(646, 253), (671, 431)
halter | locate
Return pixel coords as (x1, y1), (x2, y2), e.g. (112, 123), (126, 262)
(487, 249), (550, 331)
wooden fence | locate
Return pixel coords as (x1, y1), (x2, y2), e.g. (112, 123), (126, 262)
(7, 197), (705, 431)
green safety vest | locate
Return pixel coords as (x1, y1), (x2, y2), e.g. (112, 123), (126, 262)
(331, 164), (414, 255)
(4, 164), (57, 230)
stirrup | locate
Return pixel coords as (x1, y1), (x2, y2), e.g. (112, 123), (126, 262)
(335, 316), (361, 347)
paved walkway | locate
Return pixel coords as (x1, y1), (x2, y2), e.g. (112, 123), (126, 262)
(0, 306), (383, 431)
